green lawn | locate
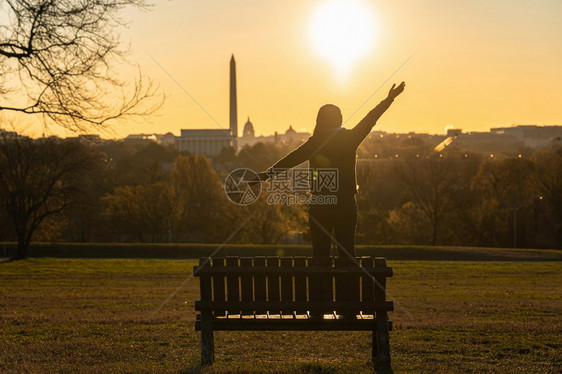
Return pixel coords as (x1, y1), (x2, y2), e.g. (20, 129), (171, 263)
(0, 258), (560, 373)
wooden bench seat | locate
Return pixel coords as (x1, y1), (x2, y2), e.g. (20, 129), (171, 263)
(193, 256), (393, 369)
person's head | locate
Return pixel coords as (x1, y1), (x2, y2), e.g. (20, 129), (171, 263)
(313, 104), (342, 136)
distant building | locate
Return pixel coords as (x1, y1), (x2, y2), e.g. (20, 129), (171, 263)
(157, 132), (176, 146)
(63, 134), (102, 145)
(124, 132), (176, 146)
(490, 125), (562, 148)
(125, 133), (157, 141)
(283, 125), (302, 144)
(176, 129), (233, 157)
(242, 117), (255, 138)
(447, 128), (462, 137)
(274, 125), (310, 146)
(239, 121), (311, 147)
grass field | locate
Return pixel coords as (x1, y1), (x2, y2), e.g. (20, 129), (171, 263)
(1, 257), (561, 373)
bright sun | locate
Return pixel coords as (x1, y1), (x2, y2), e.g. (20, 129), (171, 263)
(308, 0), (378, 79)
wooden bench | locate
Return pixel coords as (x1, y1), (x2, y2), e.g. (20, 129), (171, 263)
(194, 256), (393, 369)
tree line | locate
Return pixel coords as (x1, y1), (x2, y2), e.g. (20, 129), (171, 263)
(1, 131), (561, 259)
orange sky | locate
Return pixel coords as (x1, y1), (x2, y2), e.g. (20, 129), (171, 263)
(22, 0), (562, 138)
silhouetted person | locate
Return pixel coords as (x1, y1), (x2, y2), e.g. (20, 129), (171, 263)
(259, 82), (405, 259)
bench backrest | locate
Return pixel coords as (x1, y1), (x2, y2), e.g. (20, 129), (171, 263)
(194, 256), (393, 315)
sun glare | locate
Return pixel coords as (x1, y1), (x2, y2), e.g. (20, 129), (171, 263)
(308, 0), (378, 79)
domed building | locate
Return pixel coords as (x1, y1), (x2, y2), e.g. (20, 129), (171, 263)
(239, 120), (311, 147)
(242, 117), (255, 138)
(285, 125), (297, 143)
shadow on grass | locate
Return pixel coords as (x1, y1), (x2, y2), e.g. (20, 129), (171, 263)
(374, 363), (394, 374)
(296, 362), (341, 374)
(178, 365), (202, 374)
(177, 362), (383, 373)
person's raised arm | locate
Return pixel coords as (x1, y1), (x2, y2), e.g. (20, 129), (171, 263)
(258, 138), (316, 181)
(349, 82), (405, 145)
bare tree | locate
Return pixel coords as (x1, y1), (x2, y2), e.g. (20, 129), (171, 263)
(0, 0), (161, 132)
(171, 154), (226, 242)
(471, 157), (537, 247)
(394, 155), (460, 245)
(533, 145), (562, 248)
(0, 131), (99, 259)
(101, 182), (173, 243)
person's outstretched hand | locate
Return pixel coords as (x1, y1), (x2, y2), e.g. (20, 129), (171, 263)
(388, 82), (406, 99)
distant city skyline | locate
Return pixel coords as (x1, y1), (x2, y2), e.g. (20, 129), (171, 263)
(122, 123), (562, 144)
(122, 122), (562, 140)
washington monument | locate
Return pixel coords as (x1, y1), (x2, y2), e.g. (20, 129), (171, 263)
(230, 55), (238, 149)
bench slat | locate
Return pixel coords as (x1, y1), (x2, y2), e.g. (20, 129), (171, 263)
(211, 257), (226, 316)
(335, 256), (360, 306)
(280, 257), (293, 302)
(374, 258), (388, 324)
(195, 300), (394, 313)
(348, 258), (361, 303)
(361, 257), (374, 311)
(202, 319), (390, 331)
(240, 257), (253, 303)
(199, 258), (212, 301)
(308, 257), (333, 311)
(195, 316), (393, 332)
(374, 258), (387, 304)
(193, 266), (393, 276)
(321, 257), (334, 302)
(267, 257), (281, 310)
(293, 257), (307, 312)
(253, 257), (266, 313)
(226, 257), (240, 314)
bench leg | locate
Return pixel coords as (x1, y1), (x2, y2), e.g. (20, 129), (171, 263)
(200, 311), (214, 366)
(373, 311), (392, 372)
(372, 329), (378, 363)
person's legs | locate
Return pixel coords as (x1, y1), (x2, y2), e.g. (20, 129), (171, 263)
(333, 196), (358, 261)
(332, 197), (358, 319)
(308, 207), (333, 258)
(333, 223), (356, 259)
(308, 207), (333, 319)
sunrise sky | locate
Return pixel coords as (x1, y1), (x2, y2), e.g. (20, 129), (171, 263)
(28, 0), (562, 138)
